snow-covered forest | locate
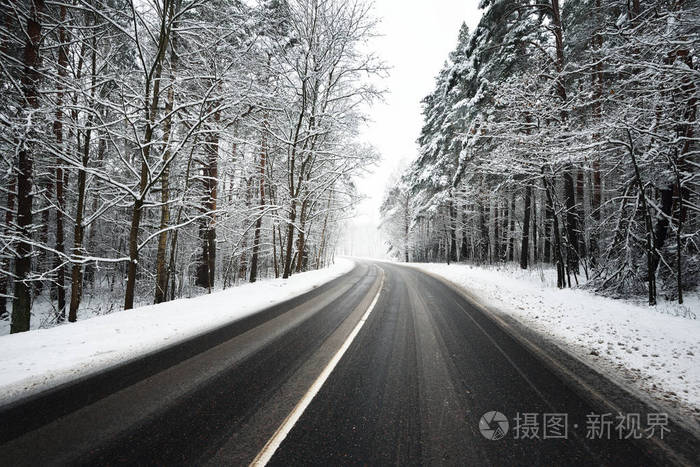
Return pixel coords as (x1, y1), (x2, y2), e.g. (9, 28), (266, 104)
(0, 0), (383, 333)
(380, 0), (699, 306)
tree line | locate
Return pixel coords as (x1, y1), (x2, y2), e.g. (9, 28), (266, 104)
(1, 0), (383, 333)
(380, 0), (698, 305)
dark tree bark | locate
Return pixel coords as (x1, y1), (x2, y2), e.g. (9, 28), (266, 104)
(282, 201), (296, 278)
(1, 179), (16, 320)
(0, 9), (12, 314)
(68, 141), (89, 322)
(480, 198), (489, 262)
(520, 186), (532, 269)
(648, 187), (673, 279)
(544, 176), (566, 288)
(11, 0), (45, 333)
(508, 192), (515, 262)
(295, 198), (309, 273)
(501, 199), (509, 261)
(671, 156), (684, 304)
(627, 131), (657, 305)
(83, 137), (105, 287)
(563, 169), (580, 275)
(124, 2), (172, 310)
(35, 173), (53, 298)
(316, 192), (333, 269)
(449, 198), (457, 263)
(155, 15), (178, 303)
(544, 181), (553, 264)
(460, 205), (468, 260)
(576, 168), (587, 261)
(590, 1), (603, 262)
(493, 202), (500, 263)
(532, 186), (538, 263)
(404, 192), (410, 262)
(249, 124), (268, 283)
(550, 0), (579, 278)
(272, 224), (279, 278)
(68, 29), (98, 321)
(195, 107), (220, 290)
(236, 177), (252, 283)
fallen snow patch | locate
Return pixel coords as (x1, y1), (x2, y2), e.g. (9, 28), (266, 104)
(409, 262), (700, 413)
(0, 258), (354, 405)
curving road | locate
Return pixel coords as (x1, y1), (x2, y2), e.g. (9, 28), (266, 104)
(0, 260), (694, 466)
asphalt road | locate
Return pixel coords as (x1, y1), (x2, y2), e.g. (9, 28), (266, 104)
(0, 260), (692, 466)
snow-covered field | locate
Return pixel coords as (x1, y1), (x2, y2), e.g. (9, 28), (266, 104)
(409, 262), (700, 414)
(0, 258), (354, 405)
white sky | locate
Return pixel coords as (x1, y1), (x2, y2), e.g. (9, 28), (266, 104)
(353, 0), (483, 228)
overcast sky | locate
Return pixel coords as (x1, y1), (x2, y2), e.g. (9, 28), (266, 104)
(353, 0), (482, 228)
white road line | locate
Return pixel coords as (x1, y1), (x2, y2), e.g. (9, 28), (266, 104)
(250, 268), (385, 467)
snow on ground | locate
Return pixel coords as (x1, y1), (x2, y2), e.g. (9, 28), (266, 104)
(0, 258), (354, 405)
(409, 262), (700, 414)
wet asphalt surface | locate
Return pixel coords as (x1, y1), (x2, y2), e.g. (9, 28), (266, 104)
(0, 260), (683, 466)
(268, 262), (660, 466)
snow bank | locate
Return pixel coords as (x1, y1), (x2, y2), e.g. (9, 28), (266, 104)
(0, 258), (355, 405)
(409, 262), (700, 413)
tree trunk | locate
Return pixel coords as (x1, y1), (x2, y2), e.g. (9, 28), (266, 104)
(626, 131), (656, 305)
(532, 186), (538, 264)
(545, 176), (566, 288)
(501, 200), (509, 261)
(68, 31), (98, 321)
(508, 192), (515, 262)
(563, 169), (580, 275)
(520, 186), (532, 269)
(11, 0), (45, 333)
(591, 157), (602, 261)
(295, 198), (308, 273)
(249, 124), (268, 283)
(493, 202), (500, 262)
(1, 177), (16, 320)
(235, 177), (252, 283)
(673, 162), (683, 305)
(35, 173), (53, 297)
(576, 168), (587, 261)
(282, 201), (297, 278)
(67, 136), (91, 322)
(550, 0), (578, 280)
(124, 2), (172, 309)
(277, 224), (285, 277)
(83, 137), (105, 288)
(316, 192), (333, 269)
(272, 225), (279, 278)
(155, 24), (178, 303)
(449, 197), (458, 263)
(195, 103), (220, 289)
(649, 187), (673, 278)
(480, 197), (489, 263)
(124, 194), (145, 310)
(544, 181), (553, 264)
(590, 2), (603, 261)
(460, 205), (468, 260)
(404, 193), (410, 262)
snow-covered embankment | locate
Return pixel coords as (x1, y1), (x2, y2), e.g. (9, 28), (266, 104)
(0, 258), (354, 405)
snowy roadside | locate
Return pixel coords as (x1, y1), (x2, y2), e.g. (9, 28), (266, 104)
(0, 258), (355, 405)
(408, 262), (700, 415)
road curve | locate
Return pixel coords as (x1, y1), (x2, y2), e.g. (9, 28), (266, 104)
(0, 260), (695, 466)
